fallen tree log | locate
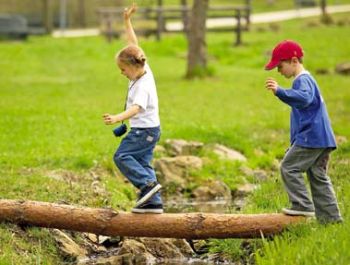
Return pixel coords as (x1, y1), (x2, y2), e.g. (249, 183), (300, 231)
(0, 199), (305, 239)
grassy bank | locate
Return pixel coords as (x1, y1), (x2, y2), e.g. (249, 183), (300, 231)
(1, 12), (350, 264)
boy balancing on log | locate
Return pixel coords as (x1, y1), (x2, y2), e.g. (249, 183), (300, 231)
(265, 40), (342, 224)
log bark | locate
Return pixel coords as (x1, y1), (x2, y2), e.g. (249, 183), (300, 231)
(0, 199), (305, 239)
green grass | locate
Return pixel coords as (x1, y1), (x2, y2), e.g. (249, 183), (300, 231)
(256, 221), (350, 265)
(0, 224), (60, 265)
(1, 11), (350, 264)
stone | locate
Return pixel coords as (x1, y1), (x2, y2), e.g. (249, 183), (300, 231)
(139, 238), (194, 259)
(252, 169), (269, 181)
(241, 166), (269, 182)
(85, 233), (98, 243)
(315, 68), (330, 75)
(154, 145), (167, 156)
(234, 183), (258, 198)
(52, 229), (87, 259)
(77, 255), (124, 265)
(191, 240), (209, 254)
(335, 62), (350, 75)
(240, 165), (254, 176)
(117, 238), (156, 264)
(192, 180), (232, 201)
(80, 233), (108, 254)
(165, 139), (204, 156)
(171, 238), (195, 257)
(98, 235), (110, 244)
(154, 156), (203, 189)
(210, 144), (247, 162)
(233, 197), (247, 210)
(336, 135), (348, 145)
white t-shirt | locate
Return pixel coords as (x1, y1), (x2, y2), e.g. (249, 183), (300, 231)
(126, 63), (160, 128)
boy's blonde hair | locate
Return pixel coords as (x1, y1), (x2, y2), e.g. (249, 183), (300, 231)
(116, 45), (146, 67)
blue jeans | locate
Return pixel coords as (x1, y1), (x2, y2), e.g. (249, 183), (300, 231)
(114, 126), (162, 205)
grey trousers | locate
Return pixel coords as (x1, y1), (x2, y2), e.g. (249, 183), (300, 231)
(280, 144), (342, 222)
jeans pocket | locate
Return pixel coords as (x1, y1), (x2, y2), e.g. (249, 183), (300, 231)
(144, 128), (160, 142)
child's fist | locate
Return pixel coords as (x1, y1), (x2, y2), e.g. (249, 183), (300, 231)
(124, 3), (137, 20)
(265, 78), (278, 94)
(103, 113), (120, 125)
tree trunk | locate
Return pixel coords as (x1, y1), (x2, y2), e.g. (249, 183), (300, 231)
(0, 199), (305, 239)
(320, 0), (332, 24)
(186, 0), (209, 79)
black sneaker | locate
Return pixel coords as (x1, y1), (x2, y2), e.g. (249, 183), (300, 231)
(282, 207), (315, 217)
(135, 182), (162, 207)
(132, 204), (163, 214)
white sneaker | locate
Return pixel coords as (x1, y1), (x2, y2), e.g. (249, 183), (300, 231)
(135, 182), (162, 207)
(132, 204), (164, 214)
(282, 208), (315, 217)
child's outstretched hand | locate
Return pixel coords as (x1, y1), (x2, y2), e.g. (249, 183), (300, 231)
(265, 77), (278, 95)
(103, 113), (121, 125)
(124, 3), (137, 20)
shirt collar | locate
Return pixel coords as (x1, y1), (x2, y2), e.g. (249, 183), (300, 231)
(294, 70), (310, 80)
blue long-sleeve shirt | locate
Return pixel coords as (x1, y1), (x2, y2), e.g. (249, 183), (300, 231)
(275, 71), (336, 148)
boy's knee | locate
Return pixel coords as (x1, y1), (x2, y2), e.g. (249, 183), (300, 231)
(280, 159), (293, 176)
(280, 159), (288, 172)
(309, 166), (328, 181)
(113, 151), (124, 166)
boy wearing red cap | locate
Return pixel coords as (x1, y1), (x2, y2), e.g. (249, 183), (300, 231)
(265, 40), (342, 224)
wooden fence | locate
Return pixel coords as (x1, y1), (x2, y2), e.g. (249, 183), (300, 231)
(0, 0), (123, 33)
(97, 4), (251, 46)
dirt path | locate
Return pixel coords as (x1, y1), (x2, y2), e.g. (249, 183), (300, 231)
(168, 4), (350, 30)
(52, 4), (350, 38)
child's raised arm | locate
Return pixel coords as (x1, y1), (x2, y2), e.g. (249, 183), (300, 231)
(124, 3), (138, 46)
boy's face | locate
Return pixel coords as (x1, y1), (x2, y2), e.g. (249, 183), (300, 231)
(277, 58), (298, 78)
(277, 61), (294, 78)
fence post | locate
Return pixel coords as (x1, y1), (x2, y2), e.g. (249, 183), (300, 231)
(320, 0), (327, 16)
(42, 0), (53, 33)
(181, 0), (189, 34)
(234, 9), (242, 46)
(78, 0), (86, 28)
(245, 0), (251, 28)
(106, 15), (113, 43)
(59, 0), (67, 33)
(156, 0), (164, 41)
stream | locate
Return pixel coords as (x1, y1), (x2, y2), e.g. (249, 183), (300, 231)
(152, 198), (242, 265)
(80, 198), (244, 265)
(164, 198), (242, 214)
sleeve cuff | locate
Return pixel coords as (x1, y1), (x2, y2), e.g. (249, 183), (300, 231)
(275, 87), (284, 97)
(132, 103), (146, 112)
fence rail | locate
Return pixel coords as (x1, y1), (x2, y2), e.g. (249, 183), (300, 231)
(97, 4), (250, 45)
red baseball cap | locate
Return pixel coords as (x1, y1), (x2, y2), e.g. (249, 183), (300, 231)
(265, 40), (304, 70)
